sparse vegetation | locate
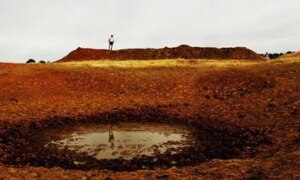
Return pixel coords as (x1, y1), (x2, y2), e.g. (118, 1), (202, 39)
(260, 51), (297, 59)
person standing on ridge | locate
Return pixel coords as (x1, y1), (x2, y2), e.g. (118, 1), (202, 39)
(108, 35), (114, 50)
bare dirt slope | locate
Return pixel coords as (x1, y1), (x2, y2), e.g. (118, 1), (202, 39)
(57, 45), (265, 62)
(0, 59), (299, 179)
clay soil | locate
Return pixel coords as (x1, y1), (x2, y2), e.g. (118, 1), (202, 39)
(0, 59), (299, 179)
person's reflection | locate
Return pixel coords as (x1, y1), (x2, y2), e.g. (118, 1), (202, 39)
(108, 125), (114, 149)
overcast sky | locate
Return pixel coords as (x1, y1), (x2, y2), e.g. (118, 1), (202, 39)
(0, 0), (299, 62)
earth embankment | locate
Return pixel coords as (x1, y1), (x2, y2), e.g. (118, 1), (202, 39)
(57, 45), (265, 62)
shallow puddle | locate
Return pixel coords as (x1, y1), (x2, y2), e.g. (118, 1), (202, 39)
(44, 123), (194, 161)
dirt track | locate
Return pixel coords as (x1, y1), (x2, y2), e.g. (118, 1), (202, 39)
(0, 59), (299, 179)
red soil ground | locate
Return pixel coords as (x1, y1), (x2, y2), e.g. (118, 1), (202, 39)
(0, 59), (299, 179)
(57, 45), (265, 62)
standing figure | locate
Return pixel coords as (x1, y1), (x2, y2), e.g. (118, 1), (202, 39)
(108, 35), (114, 51)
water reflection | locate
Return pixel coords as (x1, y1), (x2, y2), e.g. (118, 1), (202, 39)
(108, 125), (114, 149)
(45, 123), (194, 160)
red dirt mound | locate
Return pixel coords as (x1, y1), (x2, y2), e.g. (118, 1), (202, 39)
(57, 45), (265, 62)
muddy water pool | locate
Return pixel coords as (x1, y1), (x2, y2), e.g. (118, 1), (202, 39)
(43, 123), (195, 161)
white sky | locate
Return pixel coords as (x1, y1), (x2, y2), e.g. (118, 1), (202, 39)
(0, 0), (299, 62)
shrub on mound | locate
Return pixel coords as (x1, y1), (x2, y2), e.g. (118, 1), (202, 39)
(26, 59), (36, 63)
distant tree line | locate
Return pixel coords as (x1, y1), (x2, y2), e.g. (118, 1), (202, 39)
(260, 51), (295, 59)
(26, 59), (50, 64)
